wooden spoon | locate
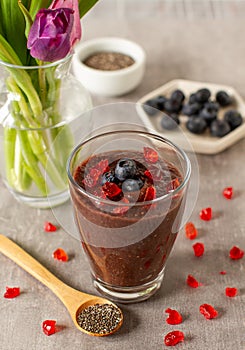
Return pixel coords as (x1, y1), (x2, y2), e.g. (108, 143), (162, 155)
(0, 234), (123, 336)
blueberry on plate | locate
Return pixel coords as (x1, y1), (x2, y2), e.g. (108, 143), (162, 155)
(182, 102), (202, 116)
(216, 90), (233, 107)
(143, 99), (159, 116)
(164, 99), (182, 114)
(122, 178), (144, 192)
(224, 110), (243, 130)
(186, 116), (207, 134)
(101, 171), (119, 185)
(160, 114), (180, 130)
(195, 88), (211, 103)
(199, 106), (217, 125)
(210, 119), (231, 137)
(189, 93), (197, 104)
(170, 89), (185, 104)
(155, 95), (167, 110)
(115, 158), (137, 181)
(204, 101), (219, 112)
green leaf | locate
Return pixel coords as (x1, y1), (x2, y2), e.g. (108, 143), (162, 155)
(29, 0), (52, 19)
(18, 1), (33, 38)
(79, 0), (100, 18)
(0, 0), (29, 64)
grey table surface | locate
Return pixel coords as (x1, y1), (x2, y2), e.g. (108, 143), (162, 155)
(1, 13), (245, 350)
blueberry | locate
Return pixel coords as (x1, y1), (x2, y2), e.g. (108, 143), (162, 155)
(122, 178), (144, 192)
(182, 102), (202, 116)
(210, 119), (231, 137)
(224, 110), (243, 130)
(195, 88), (211, 103)
(143, 99), (159, 116)
(115, 158), (137, 181)
(155, 95), (167, 110)
(216, 90), (233, 107)
(164, 99), (182, 114)
(204, 101), (219, 112)
(189, 93), (197, 104)
(199, 106), (217, 125)
(170, 89), (185, 104)
(160, 114), (180, 130)
(101, 171), (119, 185)
(186, 116), (207, 134)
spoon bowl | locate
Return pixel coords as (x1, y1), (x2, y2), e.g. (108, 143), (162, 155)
(0, 234), (123, 336)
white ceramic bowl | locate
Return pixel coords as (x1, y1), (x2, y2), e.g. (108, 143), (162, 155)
(72, 37), (146, 97)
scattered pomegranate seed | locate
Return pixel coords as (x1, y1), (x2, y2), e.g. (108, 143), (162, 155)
(225, 287), (238, 297)
(229, 246), (244, 260)
(53, 248), (68, 262)
(44, 222), (57, 232)
(193, 242), (205, 257)
(219, 271), (227, 275)
(143, 147), (159, 163)
(42, 320), (57, 336)
(144, 186), (156, 201)
(223, 187), (233, 200)
(186, 274), (200, 288)
(199, 304), (218, 319)
(165, 308), (183, 325)
(199, 207), (212, 221)
(185, 222), (198, 240)
(102, 182), (122, 199)
(4, 287), (20, 299)
(164, 330), (184, 346)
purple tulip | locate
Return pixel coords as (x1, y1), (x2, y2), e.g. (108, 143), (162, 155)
(27, 0), (81, 62)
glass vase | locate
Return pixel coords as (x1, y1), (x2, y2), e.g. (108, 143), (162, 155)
(0, 55), (92, 208)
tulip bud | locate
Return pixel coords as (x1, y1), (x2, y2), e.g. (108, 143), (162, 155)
(27, 0), (81, 62)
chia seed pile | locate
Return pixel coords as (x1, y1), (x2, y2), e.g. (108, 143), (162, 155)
(76, 303), (122, 335)
(83, 52), (135, 71)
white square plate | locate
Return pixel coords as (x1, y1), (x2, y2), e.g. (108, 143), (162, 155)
(137, 79), (245, 154)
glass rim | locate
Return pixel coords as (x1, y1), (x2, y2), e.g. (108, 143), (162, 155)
(67, 130), (191, 207)
(0, 54), (73, 70)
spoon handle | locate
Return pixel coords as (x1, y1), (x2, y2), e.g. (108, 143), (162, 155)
(0, 234), (85, 307)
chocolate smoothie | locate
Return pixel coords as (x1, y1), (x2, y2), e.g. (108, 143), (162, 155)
(70, 149), (185, 288)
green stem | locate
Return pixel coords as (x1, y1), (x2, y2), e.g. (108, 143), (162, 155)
(3, 127), (16, 188)
(38, 61), (47, 108)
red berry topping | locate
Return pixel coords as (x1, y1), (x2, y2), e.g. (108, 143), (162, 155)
(164, 330), (184, 346)
(185, 222), (198, 240)
(143, 147), (159, 163)
(199, 207), (212, 221)
(83, 159), (109, 189)
(4, 287), (20, 299)
(102, 182), (122, 199)
(229, 246), (244, 260)
(199, 304), (218, 319)
(42, 320), (56, 336)
(193, 242), (205, 257)
(225, 287), (238, 297)
(44, 222), (57, 232)
(219, 271), (227, 275)
(186, 274), (200, 288)
(223, 187), (233, 199)
(53, 248), (68, 262)
(96, 159), (109, 173)
(165, 308), (183, 325)
(144, 169), (153, 182)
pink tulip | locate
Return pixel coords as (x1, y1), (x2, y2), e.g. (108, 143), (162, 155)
(27, 0), (81, 62)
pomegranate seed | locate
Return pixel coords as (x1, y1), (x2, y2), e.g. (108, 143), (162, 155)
(223, 187), (233, 199)
(53, 248), (68, 262)
(199, 207), (212, 221)
(186, 274), (200, 288)
(4, 287), (20, 299)
(83, 173), (97, 188)
(144, 169), (153, 182)
(219, 271), (227, 275)
(96, 159), (109, 173)
(143, 147), (159, 163)
(193, 242), (205, 257)
(199, 304), (218, 319)
(185, 222), (198, 240)
(144, 186), (156, 201)
(42, 320), (56, 336)
(102, 182), (122, 199)
(44, 222), (57, 232)
(164, 330), (184, 346)
(229, 246), (244, 260)
(165, 308), (183, 325)
(225, 287), (238, 297)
